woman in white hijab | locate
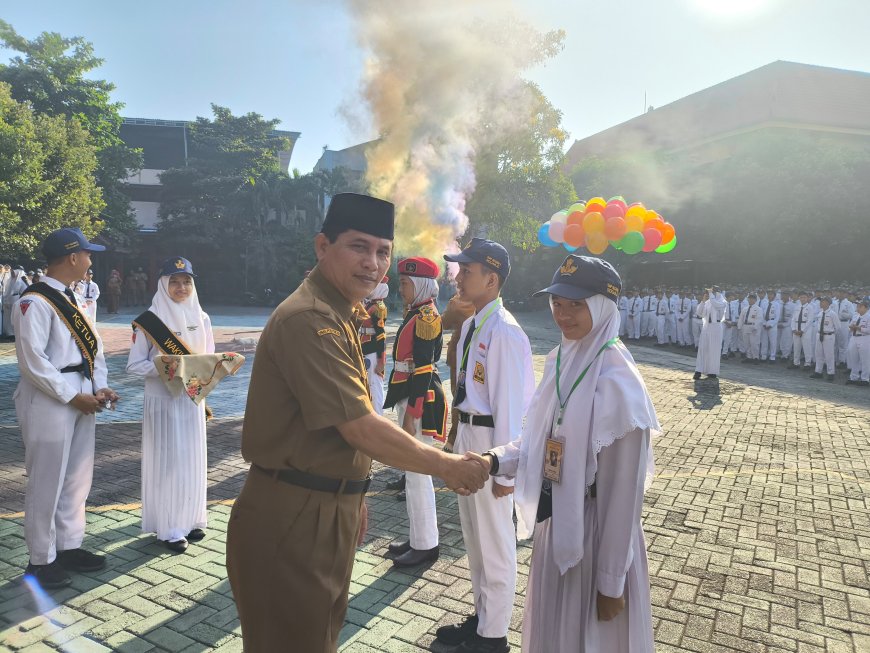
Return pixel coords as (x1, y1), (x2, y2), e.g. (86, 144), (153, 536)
(126, 257), (215, 553)
(484, 255), (659, 652)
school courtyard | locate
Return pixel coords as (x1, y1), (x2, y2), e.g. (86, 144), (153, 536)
(0, 307), (868, 652)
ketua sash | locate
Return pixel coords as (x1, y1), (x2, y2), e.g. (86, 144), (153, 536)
(132, 310), (193, 356)
(22, 282), (98, 379)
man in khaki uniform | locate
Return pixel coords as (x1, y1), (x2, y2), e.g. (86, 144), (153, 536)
(226, 193), (489, 653)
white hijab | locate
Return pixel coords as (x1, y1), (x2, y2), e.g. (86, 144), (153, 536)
(368, 282), (389, 301)
(147, 275), (208, 354)
(514, 294), (660, 574)
(408, 276), (439, 307)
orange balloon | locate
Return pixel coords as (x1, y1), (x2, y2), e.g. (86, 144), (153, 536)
(660, 222), (676, 244)
(646, 217), (666, 233)
(625, 205), (647, 220)
(583, 211), (605, 233)
(644, 209), (659, 223)
(564, 224), (585, 248)
(585, 202), (606, 215)
(625, 214), (645, 232)
(586, 231), (609, 255)
(567, 211), (585, 227)
(604, 216), (627, 241)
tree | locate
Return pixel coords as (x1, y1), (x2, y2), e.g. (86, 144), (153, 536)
(0, 83), (104, 259)
(0, 20), (142, 244)
(465, 81), (577, 300)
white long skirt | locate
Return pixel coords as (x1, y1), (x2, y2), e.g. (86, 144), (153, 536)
(141, 380), (208, 541)
(522, 510), (654, 653)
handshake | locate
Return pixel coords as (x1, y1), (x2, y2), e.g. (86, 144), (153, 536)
(438, 451), (493, 496)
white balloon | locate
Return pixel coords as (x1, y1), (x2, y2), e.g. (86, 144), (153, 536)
(550, 210), (569, 226)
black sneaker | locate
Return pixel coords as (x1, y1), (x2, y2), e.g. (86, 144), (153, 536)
(164, 539), (189, 553)
(457, 634), (511, 653)
(24, 560), (72, 589)
(187, 529), (206, 542)
(693, 372), (702, 380)
(436, 614), (479, 646)
(809, 372), (822, 379)
(386, 474), (406, 491)
(56, 548), (106, 572)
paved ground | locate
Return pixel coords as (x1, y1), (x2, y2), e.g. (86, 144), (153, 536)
(0, 306), (868, 652)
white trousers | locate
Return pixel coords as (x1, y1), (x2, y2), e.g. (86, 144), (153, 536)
(793, 332), (814, 366)
(396, 400), (439, 550)
(365, 353), (385, 416)
(640, 313), (652, 337)
(848, 338), (870, 381)
(778, 326), (792, 358)
(627, 316), (641, 340)
(655, 316), (668, 344)
(837, 322), (851, 364)
(618, 310), (628, 336)
(677, 318), (691, 346)
(1, 305), (13, 336)
(14, 375), (95, 565)
(83, 300), (98, 325)
(741, 328), (761, 359)
(722, 326), (733, 354)
(760, 327), (778, 360)
(455, 422), (516, 638)
(814, 336), (836, 374)
(691, 319), (703, 348)
(666, 315), (676, 342)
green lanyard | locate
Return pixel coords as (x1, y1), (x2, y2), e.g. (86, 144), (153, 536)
(459, 298), (502, 372)
(555, 337), (620, 426)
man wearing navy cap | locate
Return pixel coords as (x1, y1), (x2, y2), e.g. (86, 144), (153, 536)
(12, 227), (118, 589)
(227, 194), (490, 652)
(437, 238), (535, 653)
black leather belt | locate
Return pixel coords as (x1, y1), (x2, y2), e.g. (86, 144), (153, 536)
(457, 411), (495, 427)
(254, 464), (371, 495)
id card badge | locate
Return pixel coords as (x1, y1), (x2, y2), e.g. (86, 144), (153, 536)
(543, 436), (564, 484)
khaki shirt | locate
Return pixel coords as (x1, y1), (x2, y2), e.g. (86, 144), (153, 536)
(241, 266), (373, 480)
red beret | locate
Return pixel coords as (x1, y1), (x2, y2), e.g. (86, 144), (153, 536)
(398, 257), (439, 279)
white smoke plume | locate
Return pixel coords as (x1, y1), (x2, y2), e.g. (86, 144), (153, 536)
(344, 0), (562, 261)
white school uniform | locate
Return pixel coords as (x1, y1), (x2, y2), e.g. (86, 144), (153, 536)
(813, 308), (838, 375)
(847, 313), (870, 381)
(453, 298), (535, 638)
(791, 302), (816, 367)
(778, 300), (796, 359)
(836, 299), (855, 364)
(738, 304), (763, 359)
(759, 299), (781, 361)
(654, 297), (670, 344)
(74, 280), (100, 324)
(691, 299), (704, 348)
(617, 296), (628, 337)
(12, 276), (108, 565)
(627, 297), (643, 340)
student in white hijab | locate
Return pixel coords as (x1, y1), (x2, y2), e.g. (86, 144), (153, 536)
(481, 255), (659, 653)
(126, 257), (214, 553)
(2, 267), (28, 338)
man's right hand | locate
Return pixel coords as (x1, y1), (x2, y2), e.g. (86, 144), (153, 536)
(69, 393), (101, 415)
(440, 452), (489, 496)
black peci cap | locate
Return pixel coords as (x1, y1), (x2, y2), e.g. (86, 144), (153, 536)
(534, 255), (621, 303)
(444, 237), (510, 278)
(321, 193), (395, 240)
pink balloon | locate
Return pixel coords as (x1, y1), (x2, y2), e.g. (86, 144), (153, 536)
(603, 203), (625, 219)
(607, 198), (628, 212)
(548, 221), (566, 243)
(642, 228), (663, 252)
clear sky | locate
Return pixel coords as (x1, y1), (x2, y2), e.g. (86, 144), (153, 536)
(3, 0), (869, 173)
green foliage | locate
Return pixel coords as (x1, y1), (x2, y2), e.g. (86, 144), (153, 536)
(0, 20), (142, 245)
(0, 82), (104, 258)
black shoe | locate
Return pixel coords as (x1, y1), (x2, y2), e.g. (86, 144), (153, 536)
(387, 540), (411, 556)
(859, 381), (870, 387)
(846, 379), (856, 385)
(693, 372), (701, 380)
(753, 359), (761, 364)
(769, 359), (776, 364)
(386, 474), (406, 491)
(787, 364), (799, 369)
(707, 374), (717, 379)
(56, 548), (106, 572)
(741, 359), (751, 364)
(803, 366), (813, 371)
(809, 372), (822, 379)
(396, 490), (406, 502)
(436, 614), (479, 645)
(164, 539), (189, 553)
(827, 374), (835, 382)
(24, 561), (72, 589)
(392, 545), (439, 567)
(186, 529), (206, 542)
(457, 634), (510, 653)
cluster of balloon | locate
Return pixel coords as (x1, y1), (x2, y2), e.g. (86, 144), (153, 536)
(537, 196), (677, 255)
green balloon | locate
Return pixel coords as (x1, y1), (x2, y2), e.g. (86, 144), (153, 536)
(621, 231), (645, 255)
(612, 239), (623, 251)
(655, 236), (677, 254)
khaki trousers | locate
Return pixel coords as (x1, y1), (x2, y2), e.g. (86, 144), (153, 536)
(226, 465), (363, 653)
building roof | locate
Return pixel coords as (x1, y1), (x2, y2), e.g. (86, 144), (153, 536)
(565, 61), (870, 168)
(313, 140), (375, 173)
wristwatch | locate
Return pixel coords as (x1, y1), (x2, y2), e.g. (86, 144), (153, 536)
(482, 450), (500, 475)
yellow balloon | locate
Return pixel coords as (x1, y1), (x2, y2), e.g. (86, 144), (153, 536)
(644, 209), (659, 223)
(586, 196), (606, 207)
(586, 231), (609, 255)
(625, 214), (645, 232)
(583, 211), (605, 233)
(625, 205), (647, 220)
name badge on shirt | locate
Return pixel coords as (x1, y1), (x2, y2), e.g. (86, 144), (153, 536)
(543, 437), (564, 484)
